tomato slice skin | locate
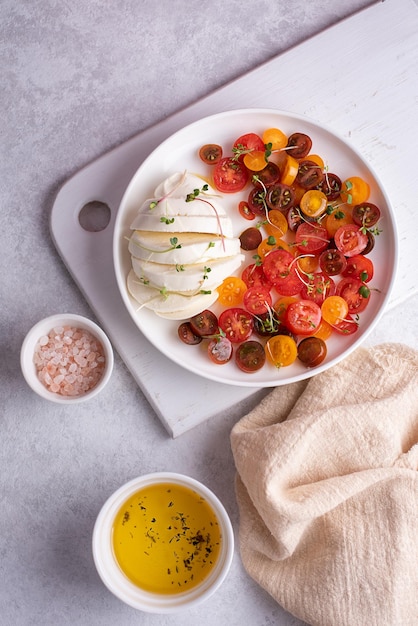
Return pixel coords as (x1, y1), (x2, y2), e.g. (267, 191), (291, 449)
(285, 299), (322, 336)
(212, 157), (249, 193)
(334, 224), (368, 257)
(235, 340), (266, 372)
(239, 227), (262, 251)
(207, 336), (233, 364)
(336, 277), (371, 314)
(218, 307), (254, 343)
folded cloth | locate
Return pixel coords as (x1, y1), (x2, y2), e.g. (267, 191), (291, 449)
(231, 343), (418, 626)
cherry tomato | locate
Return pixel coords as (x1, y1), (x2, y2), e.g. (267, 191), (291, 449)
(266, 183), (295, 211)
(207, 336), (233, 364)
(178, 322), (203, 345)
(342, 254), (374, 282)
(218, 308), (254, 343)
(262, 249), (297, 284)
(287, 206), (305, 232)
(340, 176), (370, 205)
(235, 340), (266, 372)
(257, 237), (292, 260)
(352, 202), (381, 228)
(273, 296), (298, 321)
(321, 296), (349, 326)
(243, 286), (272, 316)
(251, 161), (281, 188)
(263, 209), (288, 239)
(331, 314), (359, 335)
(265, 334), (298, 368)
(285, 299), (322, 336)
(319, 248), (347, 276)
(300, 272), (336, 305)
(334, 224), (368, 257)
(318, 173), (342, 201)
(217, 276), (247, 307)
(336, 277), (371, 314)
(233, 133), (265, 161)
(295, 222), (329, 254)
(253, 314), (290, 338)
(306, 154), (324, 168)
(189, 310), (218, 337)
(300, 190), (328, 218)
(280, 155), (299, 185)
(241, 263), (272, 290)
(198, 144), (223, 165)
(323, 205), (354, 238)
(286, 132), (312, 159)
(296, 160), (325, 189)
(238, 200), (256, 220)
(313, 318), (333, 341)
(262, 127), (288, 150)
(243, 150), (267, 172)
(247, 187), (268, 216)
(297, 336), (327, 367)
(239, 227), (262, 251)
(213, 157), (248, 193)
(297, 254), (318, 274)
(362, 230), (376, 255)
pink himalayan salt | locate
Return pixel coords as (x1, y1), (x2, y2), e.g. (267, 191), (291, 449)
(33, 325), (106, 397)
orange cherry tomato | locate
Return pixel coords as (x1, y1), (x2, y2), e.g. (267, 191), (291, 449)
(262, 127), (288, 150)
(243, 150), (267, 172)
(257, 237), (292, 260)
(280, 155), (299, 186)
(273, 296), (298, 321)
(265, 334), (298, 368)
(340, 176), (370, 205)
(313, 318), (333, 341)
(262, 209), (288, 238)
(305, 154), (325, 168)
(324, 205), (354, 238)
(321, 295), (349, 326)
(217, 276), (247, 307)
(296, 254), (319, 274)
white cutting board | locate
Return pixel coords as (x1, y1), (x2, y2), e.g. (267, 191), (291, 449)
(50, 0), (418, 437)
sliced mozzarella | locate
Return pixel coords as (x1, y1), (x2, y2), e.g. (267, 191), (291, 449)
(129, 230), (241, 264)
(153, 171), (216, 199)
(127, 270), (218, 319)
(131, 254), (244, 292)
(130, 213), (234, 238)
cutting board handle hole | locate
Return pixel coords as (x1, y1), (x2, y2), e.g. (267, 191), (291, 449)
(78, 201), (111, 232)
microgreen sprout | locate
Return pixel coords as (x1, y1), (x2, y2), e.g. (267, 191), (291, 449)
(185, 184), (209, 202)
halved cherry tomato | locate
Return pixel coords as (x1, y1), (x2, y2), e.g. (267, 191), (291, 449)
(199, 144), (223, 165)
(313, 318), (333, 341)
(287, 206), (305, 232)
(342, 254), (374, 282)
(257, 237), (292, 260)
(265, 334), (298, 368)
(318, 172), (342, 201)
(331, 314), (359, 335)
(323, 205), (354, 238)
(252, 161), (281, 188)
(247, 187), (268, 216)
(334, 224), (368, 257)
(239, 227), (262, 251)
(273, 296), (298, 322)
(189, 310), (219, 337)
(218, 308), (254, 343)
(300, 190), (328, 218)
(296, 160), (325, 189)
(213, 157), (248, 193)
(217, 276), (247, 307)
(305, 154), (324, 168)
(286, 132), (312, 159)
(297, 254), (318, 274)
(300, 272), (336, 305)
(235, 340), (266, 372)
(238, 200), (256, 220)
(243, 286), (272, 315)
(340, 176), (370, 205)
(262, 127), (288, 150)
(178, 322), (203, 345)
(207, 336), (233, 364)
(319, 248), (347, 276)
(352, 202), (381, 228)
(243, 150), (267, 172)
(280, 155), (299, 185)
(295, 222), (329, 254)
(262, 249), (297, 285)
(336, 277), (371, 314)
(285, 299), (322, 336)
(241, 263), (272, 290)
(321, 296), (349, 326)
(233, 133), (265, 161)
(263, 209), (288, 239)
(297, 336), (327, 367)
(253, 314), (290, 338)
(266, 183), (295, 211)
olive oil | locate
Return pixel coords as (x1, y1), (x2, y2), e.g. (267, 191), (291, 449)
(112, 482), (222, 594)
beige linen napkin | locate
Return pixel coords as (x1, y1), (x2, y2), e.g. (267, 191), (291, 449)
(231, 343), (418, 626)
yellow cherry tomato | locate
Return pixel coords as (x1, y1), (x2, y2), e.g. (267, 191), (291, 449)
(262, 209), (288, 238)
(340, 176), (370, 205)
(262, 127), (288, 151)
(300, 190), (328, 218)
(243, 150), (268, 172)
(265, 335), (298, 368)
(217, 276), (247, 307)
(280, 155), (299, 186)
(313, 318), (333, 341)
(305, 154), (325, 168)
(321, 295), (349, 326)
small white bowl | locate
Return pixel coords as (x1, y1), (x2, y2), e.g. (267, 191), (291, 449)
(92, 472), (234, 613)
(20, 313), (114, 403)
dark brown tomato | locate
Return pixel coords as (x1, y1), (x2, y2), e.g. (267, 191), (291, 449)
(178, 322), (203, 345)
(352, 202), (381, 228)
(297, 337), (327, 367)
(266, 183), (295, 211)
(318, 173), (342, 201)
(362, 230), (375, 255)
(319, 248), (348, 276)
(247, 187), (268, 216)
(239, 227), (263, 251)
(286, 132), (312, 159)
(296, 160), (325, 190)
(235, 340), (266, 373)
(252, 161), (281, 188)
(189, 309), (219, 337)
(198, 144), (223, 165)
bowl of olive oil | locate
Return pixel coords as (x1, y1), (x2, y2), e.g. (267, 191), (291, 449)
(92, 472), (234, 613)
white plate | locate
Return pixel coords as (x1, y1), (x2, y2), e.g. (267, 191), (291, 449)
(113, 109), (398, 387)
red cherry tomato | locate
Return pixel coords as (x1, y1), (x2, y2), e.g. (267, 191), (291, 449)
(352, 202), (381, 228)
(243, 286), (273, 315)
(189, 310), (218, 337)
(238, 200), (256, 220)
(213, 157), (248, 193)
(235, 340), (266, 372)
(207, 336), (233, 364)
(232, 133), (265, 161)
(334, 224), (368, 257)
(300, 272), (336, 305)
(285, 299), (322, 336)
(295, 222), (329, 254)
(262, 249), (303, 296)
(342, 254), (374, 282)
(331, 314), (359, 335)
(336, 277), (371, 314)
(218, 308), (254, 343)
(241, 263), (272, 290)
